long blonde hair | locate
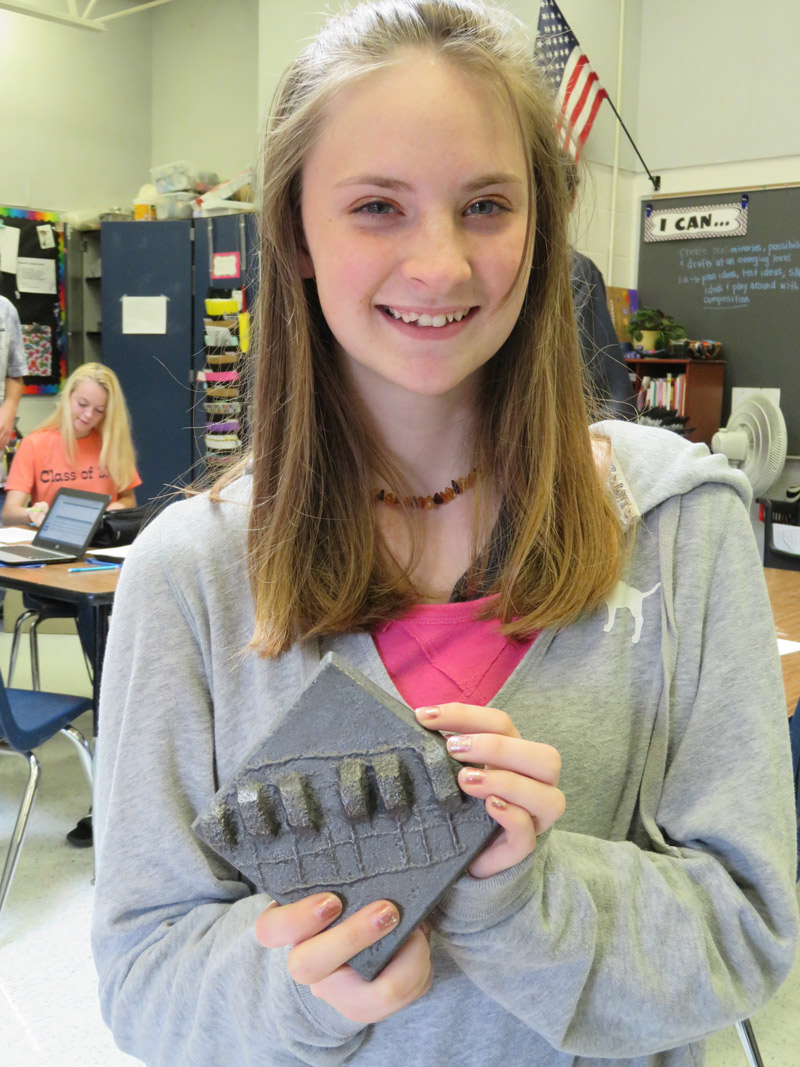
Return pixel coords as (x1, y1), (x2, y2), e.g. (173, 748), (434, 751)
(218, 0), (624, 656)
(35, 362), (138, 493)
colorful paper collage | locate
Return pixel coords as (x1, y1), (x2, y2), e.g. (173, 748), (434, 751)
(0, 206), (65, 393)
(21, 323), (53, 376)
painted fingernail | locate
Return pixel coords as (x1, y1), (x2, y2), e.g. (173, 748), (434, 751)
(372, 904), (400, 930)
(315, 895), (341, 920)
(447, 735), (471, 753)
(462, 768), (485, 784)
(415, 706), (441, 720)
(490, 795), (509, 811)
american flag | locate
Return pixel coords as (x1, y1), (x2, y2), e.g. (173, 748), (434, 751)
(537, 0), (608, 162)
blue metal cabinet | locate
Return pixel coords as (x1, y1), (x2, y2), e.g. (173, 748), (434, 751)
(100, 217), (258, 504)
(101, 221), (195, 505)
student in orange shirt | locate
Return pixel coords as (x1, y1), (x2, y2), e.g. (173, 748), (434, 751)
(2, 362), (141, 526)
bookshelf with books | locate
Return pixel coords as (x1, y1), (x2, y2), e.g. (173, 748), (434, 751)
(625, 357), (725, 446)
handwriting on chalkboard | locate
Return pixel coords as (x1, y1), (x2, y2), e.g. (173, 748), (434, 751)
(676, 239), (800, 307)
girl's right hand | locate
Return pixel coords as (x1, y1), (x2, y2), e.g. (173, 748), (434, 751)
(255, 894), (433, 1023)
(28, 501), (49, 527)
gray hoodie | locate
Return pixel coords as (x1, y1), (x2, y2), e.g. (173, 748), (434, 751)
(92, 421), (799, 1066)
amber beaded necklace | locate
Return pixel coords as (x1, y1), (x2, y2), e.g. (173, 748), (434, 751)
(373, 468), (478, 509)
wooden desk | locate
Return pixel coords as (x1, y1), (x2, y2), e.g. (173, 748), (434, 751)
(764, 567), (800, 717)
(0, 559), (119, 733)
(0, 561), (796, 722)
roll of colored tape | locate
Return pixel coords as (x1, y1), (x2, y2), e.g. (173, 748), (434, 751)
(205, 298), (239, 316)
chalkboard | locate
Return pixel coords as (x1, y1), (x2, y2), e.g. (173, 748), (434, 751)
(636, 187), (800, 453)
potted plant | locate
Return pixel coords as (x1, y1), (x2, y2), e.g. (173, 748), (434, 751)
(627, 307), (686, 352)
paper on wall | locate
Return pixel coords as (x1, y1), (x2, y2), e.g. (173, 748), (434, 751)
(0, 225), (20, 274)
(17, 256), (57, 294)
(731, 386), (781, 410)
(122, 295), (168, 335)
(37, 224), (56, 250)
(211, 251), (240, 280)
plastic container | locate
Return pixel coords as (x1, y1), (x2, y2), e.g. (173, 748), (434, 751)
(151, 161), (219, 194)
(204, 400), (242, 416)
(205, 433), (241, 452)
(134, 200), (156, 221)
(205, 297), (239, 316)
(154, 192), (195, 220)
(99, 208), (134, 222)
(151, 161), (196, 193)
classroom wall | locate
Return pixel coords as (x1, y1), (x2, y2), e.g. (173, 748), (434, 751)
(257, 0), (325, 123)
(551, 0), (800, 290)
(0, 0), (259, 215)
(150, 0), (259, 183)
(0, 1), (152, 212)
(636, 0), (800, 172)
(629, 1), (800, 288)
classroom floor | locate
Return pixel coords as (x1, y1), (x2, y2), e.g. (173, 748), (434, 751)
(1, 630), (799, 1067)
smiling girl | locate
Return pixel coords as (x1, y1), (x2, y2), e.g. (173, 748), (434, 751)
(91, 3), (797, 1066)
(2, 362), (140, 526)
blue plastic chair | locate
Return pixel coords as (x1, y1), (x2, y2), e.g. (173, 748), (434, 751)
(735, 1018), (765, 1066)
(0, 668), (93, 916)
(8, 594), (90, 691)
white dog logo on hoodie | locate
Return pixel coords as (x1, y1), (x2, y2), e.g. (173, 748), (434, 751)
(603, 581), (662, 645)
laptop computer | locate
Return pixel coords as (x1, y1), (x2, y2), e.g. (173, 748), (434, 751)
(0, 488), (111, 566)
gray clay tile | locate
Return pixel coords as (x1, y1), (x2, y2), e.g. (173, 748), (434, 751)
(193, 651), (498, 979)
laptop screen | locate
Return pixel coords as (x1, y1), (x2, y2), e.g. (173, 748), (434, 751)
(36, 490), (110, 551)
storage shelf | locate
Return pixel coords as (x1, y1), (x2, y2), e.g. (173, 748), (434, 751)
(625, 358), (725, 446)
(65, 228), (103, 371)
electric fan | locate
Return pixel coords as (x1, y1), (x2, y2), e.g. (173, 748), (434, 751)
(711, 393), (787, 496)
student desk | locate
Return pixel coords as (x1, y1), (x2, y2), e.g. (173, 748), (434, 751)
(0, 563), (795, 725)
(0, 559), (118, 734)
(764, 567), (800, 717)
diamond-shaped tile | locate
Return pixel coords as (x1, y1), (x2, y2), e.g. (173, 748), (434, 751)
(193, 651), (497, 979)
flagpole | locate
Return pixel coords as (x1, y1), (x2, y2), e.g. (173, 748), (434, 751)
(537, 1), (659, 192)
(607, 0), (625, 285)
(604, 94), (660, 192)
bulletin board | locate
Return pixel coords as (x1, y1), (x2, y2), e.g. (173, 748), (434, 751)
(0, 206), (66, 394)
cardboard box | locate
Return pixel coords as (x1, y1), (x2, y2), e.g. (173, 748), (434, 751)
(606, 286), (639, 344)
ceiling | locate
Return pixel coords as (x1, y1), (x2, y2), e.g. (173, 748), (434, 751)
(0, 0), (177, 32)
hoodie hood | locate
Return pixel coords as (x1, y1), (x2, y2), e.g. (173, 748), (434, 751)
(591, 420), (752, 523)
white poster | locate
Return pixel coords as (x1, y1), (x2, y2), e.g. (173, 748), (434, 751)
(731, 387), (781, 410)
(122, 295), (168, 335)
(644, 200), (748, 243)
(211, 251), (241, 279)
(0, 225), (20, 274)
(16, 256), (57, 294)
(37, 224), (56, 250)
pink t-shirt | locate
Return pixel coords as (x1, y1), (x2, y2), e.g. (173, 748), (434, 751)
(373, 594), (538, 710)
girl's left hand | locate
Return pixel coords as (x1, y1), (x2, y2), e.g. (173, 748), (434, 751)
(414, 703), (565, 879)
